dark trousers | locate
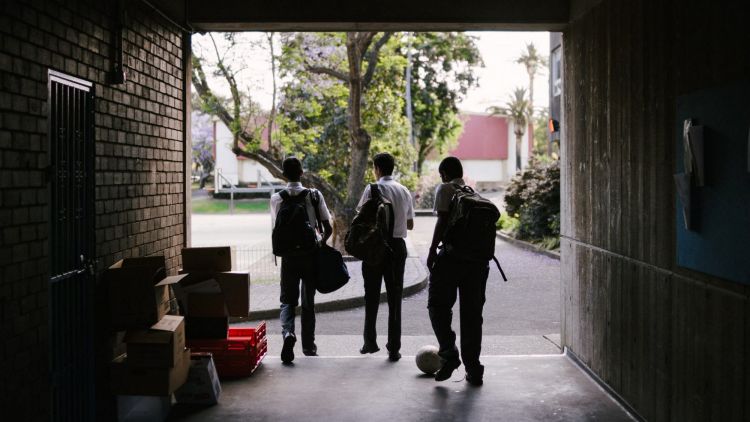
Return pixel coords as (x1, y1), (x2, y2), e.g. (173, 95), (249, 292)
(280, 254), (316, 349)
(362, 238), (407, 353)
(428, 251), (489, 375)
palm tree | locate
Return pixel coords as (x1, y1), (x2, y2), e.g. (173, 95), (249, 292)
(488, 87), (531, 172)
(515, 43), (547, 119)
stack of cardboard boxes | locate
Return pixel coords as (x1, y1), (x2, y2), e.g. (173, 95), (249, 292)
(105, 257), (191, 396)
(104, 247), (259, 419)
(175, 247), (251, 338)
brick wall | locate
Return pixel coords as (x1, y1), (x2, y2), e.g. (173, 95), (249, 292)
(0, 0), (187, 419)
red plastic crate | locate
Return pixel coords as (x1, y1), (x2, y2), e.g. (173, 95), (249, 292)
(186, 321), (267, 378)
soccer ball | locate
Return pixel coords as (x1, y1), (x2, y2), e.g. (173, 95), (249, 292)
(415, 345), (442, 375)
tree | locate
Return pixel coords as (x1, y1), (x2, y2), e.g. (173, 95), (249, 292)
(191, 113), (214, 189)
(192, 32), (397, 246)
(488, 87), (531, 172)
(402, 32), (482, 175)
(515, 43), (547, 155)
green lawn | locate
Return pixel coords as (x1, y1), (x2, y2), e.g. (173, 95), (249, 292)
(192, 199), (270, 214)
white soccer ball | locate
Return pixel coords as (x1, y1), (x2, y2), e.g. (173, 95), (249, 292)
(415, 345), (442, 375)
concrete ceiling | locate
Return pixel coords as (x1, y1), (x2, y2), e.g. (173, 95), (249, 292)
(150, 0), (571, 32)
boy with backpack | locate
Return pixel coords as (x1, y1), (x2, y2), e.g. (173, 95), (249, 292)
(354, 153), (415, 361)
(271, 157), (333, 364)
(427, 156), (501, 386)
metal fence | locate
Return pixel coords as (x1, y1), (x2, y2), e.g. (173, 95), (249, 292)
(231, 243), (280, 284)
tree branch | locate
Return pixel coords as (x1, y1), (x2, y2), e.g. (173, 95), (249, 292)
(192, 48), (344, 209)
(362, 32), (393, 89)
(231, 146), (343, 210)
(305, 65), (350, 83)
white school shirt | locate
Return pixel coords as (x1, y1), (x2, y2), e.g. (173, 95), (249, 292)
(433, 178), (466, 214)
(356, 176), (415, 239)
(270, 183), (332, 238)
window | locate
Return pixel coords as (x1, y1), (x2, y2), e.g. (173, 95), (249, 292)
(552, 48), (562, 97)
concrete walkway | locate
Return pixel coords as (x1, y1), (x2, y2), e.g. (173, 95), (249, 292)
(168, 354), (635, 422)
(242, 251), (428, 321)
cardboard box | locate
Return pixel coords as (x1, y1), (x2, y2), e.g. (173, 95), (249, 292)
(111, 349), (190, 396)
(181, 247), (232, 273)
(119, 256), (167, 280)
(215, 272), (251, 317)
(106, 270), (185, 330)
(174, 353), (222, 405)
(125, 315), (185, 368)
(187, 293), (227, 318)
(185, 317), (228, 339)
(173, 272), (250, 318)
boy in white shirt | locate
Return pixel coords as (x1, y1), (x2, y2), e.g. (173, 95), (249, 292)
(355, 152), (415, 361)
(270, 157), (332, 363)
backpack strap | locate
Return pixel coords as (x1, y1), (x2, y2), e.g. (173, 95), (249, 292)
(310, 189), (323, 233)
(279, 190), (291, 201)
(370, 183), (380, 200)
(492, 256), (508, 282)
(370, 183), (395, 239)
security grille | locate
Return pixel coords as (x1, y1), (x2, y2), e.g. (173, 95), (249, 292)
(48, 70), (96, 422)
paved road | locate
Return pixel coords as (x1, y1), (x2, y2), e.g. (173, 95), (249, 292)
(233, 215), (562, 356)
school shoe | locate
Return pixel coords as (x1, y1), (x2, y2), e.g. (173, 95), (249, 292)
(281, 333), (296, 363)
(388, 352), (401, 362)
(434, 358), (461, 382)
(303, 344), (318, 356)
(465, 366), (484, 386)
(359, 343), (380, 354)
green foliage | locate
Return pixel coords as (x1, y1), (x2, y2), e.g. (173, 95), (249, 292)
(532, 109), (552, 159)
(504, 159), (560, 241)
(192, 199), (270, 214)
(496, 212), (521, 235)
(488, 87), (531, 135)
(277, 33), (416, 196)
(402, 33), (482, 174)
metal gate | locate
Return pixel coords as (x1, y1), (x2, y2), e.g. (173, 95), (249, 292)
(48, 70), (96, 421)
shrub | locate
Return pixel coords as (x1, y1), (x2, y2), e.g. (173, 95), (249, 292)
(504, 159), (560, 242)
(414, 173), (441, 209)
(496, 212), (520, 235)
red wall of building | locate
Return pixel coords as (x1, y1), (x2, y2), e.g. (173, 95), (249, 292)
(450, 113), (508, 160)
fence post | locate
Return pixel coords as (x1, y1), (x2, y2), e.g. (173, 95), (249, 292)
(230, 188), (234, 214)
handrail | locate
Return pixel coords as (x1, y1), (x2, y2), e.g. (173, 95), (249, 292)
(214, 168), (282, 214)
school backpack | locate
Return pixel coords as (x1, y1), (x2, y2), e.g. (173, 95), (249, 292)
(442, 184), (508, 281)
(344, 184), (394, 265)
(272, 189), (320, 257)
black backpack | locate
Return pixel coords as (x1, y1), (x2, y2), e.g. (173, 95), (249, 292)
(442, 184), (508, 281)
(345, 184), (394, 265)
(272, 189), (320, 257)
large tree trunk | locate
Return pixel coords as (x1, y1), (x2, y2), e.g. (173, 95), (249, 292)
(329, 33), (374, 248)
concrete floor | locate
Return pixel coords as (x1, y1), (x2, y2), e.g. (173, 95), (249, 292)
(168, 355), (634, 422)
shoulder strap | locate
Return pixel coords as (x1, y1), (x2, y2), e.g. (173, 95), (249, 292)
(370, 183), (381, 200)
(310, 189), (323, 232)
(492, 256), (508, 282)
(279, 190), (291, 201)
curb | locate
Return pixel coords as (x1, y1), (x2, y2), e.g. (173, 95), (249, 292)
(496, 231), (561, 260)
(233, 257), (430, 322)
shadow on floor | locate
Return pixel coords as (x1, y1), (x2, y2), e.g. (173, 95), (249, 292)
(168, 354), (634, 422)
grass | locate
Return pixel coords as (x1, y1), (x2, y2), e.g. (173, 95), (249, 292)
(192, 199), (270, 214)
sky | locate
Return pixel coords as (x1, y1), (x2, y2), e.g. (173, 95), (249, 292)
(192, 31), (550, 115)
